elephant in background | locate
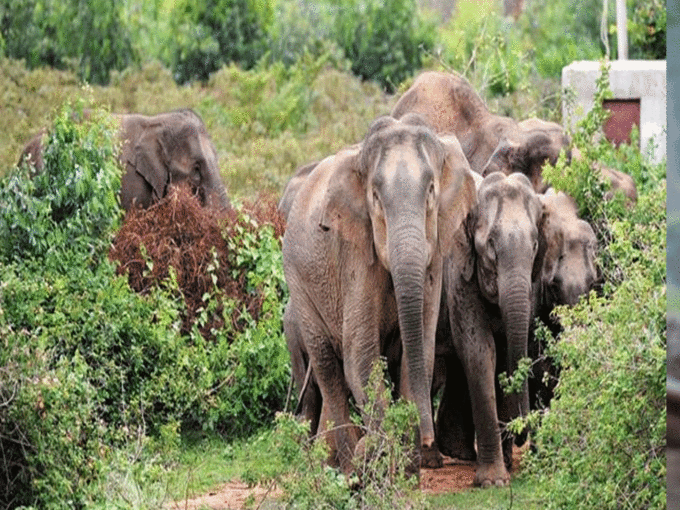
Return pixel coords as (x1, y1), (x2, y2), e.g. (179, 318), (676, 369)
(18, 109), (230, 212)
(282, 114), (476, 475)
(391, 72), (637, 203)
(391, 71), (570, 189)
(435, 172), (546, 487)
(570, 146), (638, 205)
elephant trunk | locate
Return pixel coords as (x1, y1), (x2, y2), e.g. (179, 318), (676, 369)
(204, 171), (231, 210)
(498, 270), (532, 419)
(389, 222), (435, 446)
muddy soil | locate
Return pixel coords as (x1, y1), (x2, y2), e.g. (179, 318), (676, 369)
(166, 446), (525, 510)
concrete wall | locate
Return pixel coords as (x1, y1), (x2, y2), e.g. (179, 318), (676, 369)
(562, 60), (666, 164)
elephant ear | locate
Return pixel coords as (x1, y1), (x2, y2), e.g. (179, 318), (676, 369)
(460, 208), (477, 282)
(532, 199), (554, 284)
(437, 135), (478, 258)
(132, 127), (171, 202)
(318, 150), (375, 263)
(482, 133), (556, 192)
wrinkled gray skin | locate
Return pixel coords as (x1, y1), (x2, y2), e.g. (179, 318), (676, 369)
(19, 109), (230, 211)
(282, 114), (476, 475)
(391, 72), (570, 190)
(436, 172), (545, 487)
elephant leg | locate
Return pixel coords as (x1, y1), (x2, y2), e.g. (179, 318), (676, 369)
(464, 338), (509, 487)
(308, 334), (359, 474)
(449, 284), (509, 488)
(284, 307), (321, 435)
(435, 353), (476, 462)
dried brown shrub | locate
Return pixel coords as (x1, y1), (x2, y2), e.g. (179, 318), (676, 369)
(109, 184), (285, 339)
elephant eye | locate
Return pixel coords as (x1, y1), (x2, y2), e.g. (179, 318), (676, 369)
(427, 182), (436, 211)
(487, 238), (496, 261)
(372, 190), (383, 213)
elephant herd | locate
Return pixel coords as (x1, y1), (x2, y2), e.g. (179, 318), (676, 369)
(18, 70), (634, 489)
(278, 71), (629, 488)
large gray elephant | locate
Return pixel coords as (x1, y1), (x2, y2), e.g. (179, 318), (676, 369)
(391, 71), (570, 189)
(18, 109), (230, 211)
(436, 172), (545, 487)
(282, 114), (476, 474)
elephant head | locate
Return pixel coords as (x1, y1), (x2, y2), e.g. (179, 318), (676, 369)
(480, 118), (571, 192)
(120, 109), (230, 211)
(391, 72), (570, 191)
(465, 172), (545, 420)
(539, 189), (599, 308)
(282, 114), (476, 473)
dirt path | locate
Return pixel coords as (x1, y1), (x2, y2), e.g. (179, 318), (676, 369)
(166, 447), (525, 510)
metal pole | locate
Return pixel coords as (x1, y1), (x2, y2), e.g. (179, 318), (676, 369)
(616, 0), (628, 60)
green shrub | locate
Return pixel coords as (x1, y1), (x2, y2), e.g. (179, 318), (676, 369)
(0, 103), (123, 263)
(169, 0), (269, 83)
(333, 0), (437, 92)
(0, 104), (292, 507)
(515, 0), (604, 78)
(239, 360), (427, 509)
(625, 0), (666, 60)
(0, 0), (136, 84)
(264, 0), (342, 67)
(520, 61), (666, 510)
(437, 5), (532, 97)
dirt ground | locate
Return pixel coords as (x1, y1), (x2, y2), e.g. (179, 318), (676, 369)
(166, 446), (525, 510)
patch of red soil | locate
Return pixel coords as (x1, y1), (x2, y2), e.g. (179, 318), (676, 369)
(166, 482), (282, 510)
(169, 446), (526, 509)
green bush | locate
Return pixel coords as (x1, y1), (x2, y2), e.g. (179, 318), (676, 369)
(626, 0), (666, 59)
(437, 6), (532, 97)
(0, 103), (122, 263)
(0, 104), (292, 507)
(239, 360), (427, 510)
(169, 0), (269, 83)
(333, 0), (437, 92)
(521, 62), (666, 510)
(0, 0), (135, 84)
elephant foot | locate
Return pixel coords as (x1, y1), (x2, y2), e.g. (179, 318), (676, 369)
(473, 461), (510, 488)
(420, 443), (444, 469)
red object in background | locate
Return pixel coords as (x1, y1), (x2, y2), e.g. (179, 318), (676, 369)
(602, 99), (641, 147)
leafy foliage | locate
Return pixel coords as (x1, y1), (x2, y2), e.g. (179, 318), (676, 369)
(169, 0), (268, 83)
(0, 106), (291, 508)
(0, 102), (122, 263)
(333, 0), (437, 92)
(239, 360), (427, 509)
(520, 61), (667, 510)
(626, 0), (666, 59)
(0, 0), (135, 84)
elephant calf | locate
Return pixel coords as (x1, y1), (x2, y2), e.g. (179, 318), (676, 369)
(18, 109), (230, 212)
(435, 172), (546, 487)
(432, 175), (601, 486)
